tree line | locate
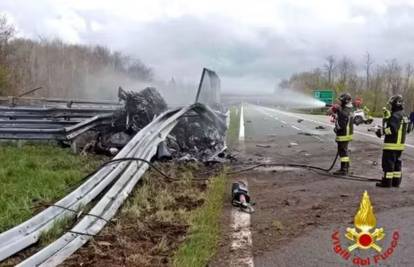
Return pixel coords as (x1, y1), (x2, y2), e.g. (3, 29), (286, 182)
(279, 53), (414, 115)
(0, 15), (153, 99)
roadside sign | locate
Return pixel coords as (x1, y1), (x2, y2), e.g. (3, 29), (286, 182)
(313, 90), (334, 105)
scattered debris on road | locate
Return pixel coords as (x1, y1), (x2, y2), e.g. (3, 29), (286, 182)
(297, 119), (304, 123)
(256, 144), (271, 148)
(288, 142), (298, 147)
(231, 181), (254, 213)
(315, 125), (325, 130)
(298, 132), (313, 136)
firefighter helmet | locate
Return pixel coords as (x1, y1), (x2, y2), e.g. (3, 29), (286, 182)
(338, 93), (352, 105)
(388, 95), (403, 108)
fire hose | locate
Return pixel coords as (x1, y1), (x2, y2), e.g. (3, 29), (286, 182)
(228, 151), (381, 182)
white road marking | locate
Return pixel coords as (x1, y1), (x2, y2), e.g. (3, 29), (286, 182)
(259, 105), (414, 149)
(230, 181), (254, 267)
(281, 120), (287, 124)
(239, 104), (245, 141)
(291, 125), (301, 131)
(226, 110), (231, 128)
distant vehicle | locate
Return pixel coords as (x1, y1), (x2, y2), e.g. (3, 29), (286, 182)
(353, 108), (373, 125)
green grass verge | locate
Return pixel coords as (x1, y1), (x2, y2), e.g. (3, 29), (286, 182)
(226, 106), (240, 147)
(173, 172), (227, 267)
(0, 143), (103, 232)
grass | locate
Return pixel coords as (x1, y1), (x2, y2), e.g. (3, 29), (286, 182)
(227, 105), (240, 147)
(173, 172), (227, 267)
(0, 143), (103, 233)
(39, 215), (75, 246)
(122, 166), (204, 228)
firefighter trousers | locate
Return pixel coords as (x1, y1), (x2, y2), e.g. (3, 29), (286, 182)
(337, 141), (350, 163)
(382, 150), (402, 179)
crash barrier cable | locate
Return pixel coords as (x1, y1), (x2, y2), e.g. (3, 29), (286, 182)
(67, 230), (95, 237)
(46, 204), (110, 223)
(97, 157), (172, 180)
(70, 157), (213, 185)
(68, 157), (174, 188)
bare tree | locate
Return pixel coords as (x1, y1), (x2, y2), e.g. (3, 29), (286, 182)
(404, 63), (414, 111)
(0, 15), (15, 94)
(364, 52), (374, 90)
(384, 59), (403, 96)
(337, 56), (356, 87)
(0, 15), (15, 60)
(324, 55), (336, 85)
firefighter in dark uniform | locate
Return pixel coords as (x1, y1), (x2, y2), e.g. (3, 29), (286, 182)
(333, 93), (354, 175)
(376, 95), (411, 187)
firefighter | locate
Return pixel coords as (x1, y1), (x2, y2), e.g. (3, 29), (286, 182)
(333, 93), (354, 175)
(376, 95), (410, 187)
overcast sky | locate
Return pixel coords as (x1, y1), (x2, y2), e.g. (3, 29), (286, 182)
(2, 0), (414, 93)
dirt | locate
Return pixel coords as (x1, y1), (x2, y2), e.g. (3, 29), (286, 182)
(62, 162), (212, 267)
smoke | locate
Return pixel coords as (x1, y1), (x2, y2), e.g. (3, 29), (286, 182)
(76, 69), (199, 107)
(77, 69), (151, 100)
(273, 88), (326, 109)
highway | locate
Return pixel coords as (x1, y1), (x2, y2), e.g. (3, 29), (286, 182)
(218, 104), (414, 267)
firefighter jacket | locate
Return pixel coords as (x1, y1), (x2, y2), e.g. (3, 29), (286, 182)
(383, 109), (409, 151)
(335, 106), (354, 142)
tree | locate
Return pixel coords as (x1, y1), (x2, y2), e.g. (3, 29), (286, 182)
(337, 56), (355, 87)
(324, 55), (336, 85)
(0, 15), (15, 94)
(384, 59), (403, 96)
(364, 52), (374, 90)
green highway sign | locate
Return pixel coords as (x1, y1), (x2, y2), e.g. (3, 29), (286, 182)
(313, 90), (334, 105)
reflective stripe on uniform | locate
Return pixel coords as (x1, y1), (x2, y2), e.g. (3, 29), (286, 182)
(385, 172), (394, 179)
(394, 171), (402, 178)
(340, 156), (350, 163)
(383, 109), (391, 119)
(384, 127), (392, 135)
(336, 135), (353, 142)
(346, 122), (350, 137)
(397, 123), (403, 144)
(383, 143), (405, 150)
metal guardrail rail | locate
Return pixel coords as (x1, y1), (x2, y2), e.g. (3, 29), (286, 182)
(0, 114), (113, 140)
(0, 103), (226, 266)
(0, 102), (118, 140)
(0, 96), (122, 109)
(0, 106), (177, 261)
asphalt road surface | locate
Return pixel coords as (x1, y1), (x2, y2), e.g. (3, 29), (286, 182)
(214, 104), (414, 267)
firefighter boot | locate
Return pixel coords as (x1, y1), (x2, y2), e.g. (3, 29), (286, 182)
(376, 173), (392, 188)
(392, 173), (402, 187)
(333, 162), (348, 175)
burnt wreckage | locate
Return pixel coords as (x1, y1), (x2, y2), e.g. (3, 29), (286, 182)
(0, 68), (227, 161)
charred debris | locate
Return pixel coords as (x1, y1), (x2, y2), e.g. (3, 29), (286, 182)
(73, 86), (228, 162)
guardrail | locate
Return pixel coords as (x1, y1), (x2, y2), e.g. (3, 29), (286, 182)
(0, 96), (121, 109)
(0, 102), (118, 140)
(0, 103), (226, 266)
(0, 114), (113, 140)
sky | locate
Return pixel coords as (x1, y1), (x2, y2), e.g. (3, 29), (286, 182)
(2, 0), (414, 93)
